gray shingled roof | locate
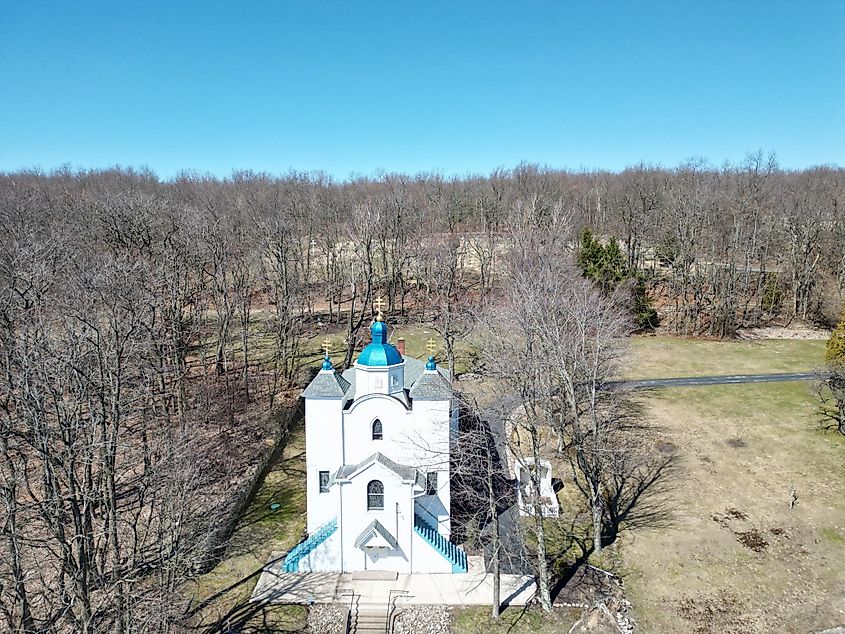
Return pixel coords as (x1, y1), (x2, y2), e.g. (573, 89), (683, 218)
(408, 369), (452, 401)
(330, 452), (425, 489)
(304, 355), (452, 402)
(354, 519), (399, 550)
(301, 370), (352, 399)
(339, 356), (451, 394)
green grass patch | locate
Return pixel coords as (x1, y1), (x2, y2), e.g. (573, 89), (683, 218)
(627, 336), (826, 380)
(820, 527), (845, 544)
(453, 605), (578, 634)
(188, 419), (307, 629)
(644, 380), (817, 421)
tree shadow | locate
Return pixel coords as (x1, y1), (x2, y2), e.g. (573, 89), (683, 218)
(549, 445), (678, 605)
(182, 555), (311, 633)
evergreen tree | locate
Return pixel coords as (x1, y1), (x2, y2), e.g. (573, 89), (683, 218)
(577, 228), (659, 330)
(826, 307), (845, 368)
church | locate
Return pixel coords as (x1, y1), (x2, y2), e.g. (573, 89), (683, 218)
(283, 302), (467, 574)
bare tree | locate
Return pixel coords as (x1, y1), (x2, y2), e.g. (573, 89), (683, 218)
(450, 395), (518, 619)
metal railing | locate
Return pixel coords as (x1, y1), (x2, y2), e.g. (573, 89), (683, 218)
(387, 590), (412, 634)
(413, 512), (468, 572)
(282, 516), (337, 572)
(338, 590), (356, 634)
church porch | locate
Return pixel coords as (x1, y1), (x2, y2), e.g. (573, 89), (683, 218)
(250, 553), (537, 607)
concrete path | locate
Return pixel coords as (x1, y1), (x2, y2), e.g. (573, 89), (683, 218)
(250, 553), (536, 607)
(618, 371), (825, 389)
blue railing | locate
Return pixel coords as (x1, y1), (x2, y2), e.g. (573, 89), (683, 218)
(413, 512), (467, 573)
(282, 517), (337, 573)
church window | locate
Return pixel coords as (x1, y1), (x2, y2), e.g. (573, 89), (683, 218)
(367, 480), (384, 510)
(391, 375), (398, 387)
(426, 471), (438, 496)
(319, 471), (330, 493)
(372, 419), (383, 440)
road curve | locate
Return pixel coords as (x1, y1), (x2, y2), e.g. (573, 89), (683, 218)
(617, 372), (827, 389)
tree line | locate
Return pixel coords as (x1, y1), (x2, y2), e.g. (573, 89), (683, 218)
(0, 155), (842, 630)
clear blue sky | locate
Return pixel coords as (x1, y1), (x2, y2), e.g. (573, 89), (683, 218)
(1, 1), (843, 180)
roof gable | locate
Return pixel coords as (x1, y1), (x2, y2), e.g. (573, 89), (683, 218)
(354, 519), (399, 550)
(408, 369), (452, 401)
(302, 370), (352, 399)
(330, 452), (425, 490)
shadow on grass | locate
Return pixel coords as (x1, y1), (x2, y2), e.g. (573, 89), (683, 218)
(234, 450), (307, 535)
(184, 554), (304, 633)
(549, 448), (678, 605)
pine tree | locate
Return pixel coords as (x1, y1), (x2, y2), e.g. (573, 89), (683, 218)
(827, 308), (845, 368)
(577, 228), (659, 331)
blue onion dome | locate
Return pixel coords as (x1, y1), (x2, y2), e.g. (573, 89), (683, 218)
(321, 355), (333, 371)
(426, 355), (436, 371)
(356, 312), (403, 366)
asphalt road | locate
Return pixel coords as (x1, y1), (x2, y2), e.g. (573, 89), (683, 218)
(619, 372), (827, 389)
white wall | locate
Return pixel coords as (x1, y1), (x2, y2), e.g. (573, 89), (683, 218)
(407, 400), (452, 534)
(343, 395), (412, 466)
(298, 532), (342, 572)
(337, 461), (414, 573)
(354, 362), (406, 399)
(305, 398), (344, 533)
(410, 530), (455, 573)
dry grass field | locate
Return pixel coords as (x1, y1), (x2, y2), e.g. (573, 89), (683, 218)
(620, 381), (845, 633)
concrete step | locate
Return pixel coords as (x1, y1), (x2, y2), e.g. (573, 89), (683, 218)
(349, 570), (398, 580)
(352, 617), (388, 633)
(351, 605), (390, 634)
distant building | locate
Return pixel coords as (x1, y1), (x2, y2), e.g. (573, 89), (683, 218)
(285, 306), (467, 574)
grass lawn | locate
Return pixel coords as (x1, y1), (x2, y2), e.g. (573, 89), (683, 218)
(626, 336), (826, 380)
(620, 381), (845, 632)
(187, 418), (308, 632)
(452, 605), (579, 634)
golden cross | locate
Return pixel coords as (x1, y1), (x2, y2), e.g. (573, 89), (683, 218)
(373, 296), (386, 313)
(426, 337), (437, 355)
(321, 337), (332, 356)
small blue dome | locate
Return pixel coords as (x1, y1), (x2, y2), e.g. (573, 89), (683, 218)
(356, 318), (403, 366)
(371, 320), (387, 342)
(426, 355), (437, 371)
(321, 355), (333, 371)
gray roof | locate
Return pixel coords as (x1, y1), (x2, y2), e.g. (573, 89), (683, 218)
(303, 355), (451, 403)
(339, 356), (451, 394)
(409, 369), (452, 401)
(330, 452), (425, 489)
(301, 370), (351, 399)
(354, 519), (399, 550)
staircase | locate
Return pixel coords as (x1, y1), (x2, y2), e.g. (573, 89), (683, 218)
(413, 513), (468, 573)
(349, 603), (389, 633)
(282, 516), (337, 572)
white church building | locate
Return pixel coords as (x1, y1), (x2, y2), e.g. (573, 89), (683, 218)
(283, 307), (467, 574)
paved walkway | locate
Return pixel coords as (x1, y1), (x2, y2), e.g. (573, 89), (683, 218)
(250, 554), (536, 607)
(617, 371), (826, 389)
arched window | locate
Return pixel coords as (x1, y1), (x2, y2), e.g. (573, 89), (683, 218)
(367, 480), (384, 510)
(372, 419), (383, 440)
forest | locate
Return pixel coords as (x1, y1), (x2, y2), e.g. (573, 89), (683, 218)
(0, 155), (843, 631)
